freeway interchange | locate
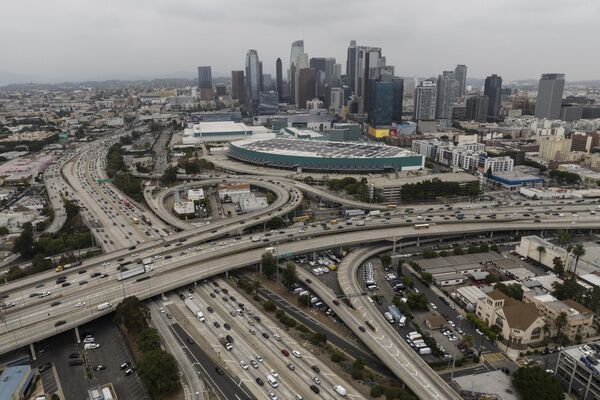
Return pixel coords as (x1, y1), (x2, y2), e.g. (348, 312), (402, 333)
(4, 139), (600, 399)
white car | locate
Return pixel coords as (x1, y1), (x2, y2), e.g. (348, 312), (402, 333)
(429, 302), (437, 310)
(83, 337), (95, 343)
(39, 292), (51, 298)
(239, 360), (248, 370)
(268, 392), (278, 400)
(87, 343), (100, 349)
(448, 321), (456, 328)
(269, 369), (278, 378)
(159, 307), (166, 313)
(292, 350), (302, 358)
(273, 333), (282, 341)
(476, 328), (484, 335)
(75, 302), (86, 308)
(256, 355), (263, 363)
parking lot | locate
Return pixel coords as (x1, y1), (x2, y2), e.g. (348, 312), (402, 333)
(34, 316), (148, 400)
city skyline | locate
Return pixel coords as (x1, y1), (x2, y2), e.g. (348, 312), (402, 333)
(1, 0), (599, 84)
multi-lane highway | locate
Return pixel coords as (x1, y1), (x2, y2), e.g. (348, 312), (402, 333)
(2, 218), (599, 355)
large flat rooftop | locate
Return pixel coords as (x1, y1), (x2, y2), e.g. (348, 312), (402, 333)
(231, 138), (416, 159)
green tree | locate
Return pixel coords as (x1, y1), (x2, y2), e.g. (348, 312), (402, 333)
(298, 294), (310, 307)
(282, 262), (298, 288)
(137, 349), (180, 394)
(554, 311), (568, 342)
(0, 226), (9, 235)
(261, 253), (277, 278)
(266, 191), (275, 204)
(421, 272), (433, 284)
(13, 223), (34, 257)
(536, 245), (546, 265)
(495, 282), (524, 301)
(512, 366), (565, 400)
(160, 165), (178, 185)
(552, 257), (565, 276)
(453, 246), (464, 256)
(138, 327), (162, 353)
(406, 292), (429, 311)
(552, 275), (583, 300)
(31, 254), (51, 273)
(380, 254), (392, 269)
(266, 216), (285, 230)
(113, 296), (149, 334)
(572, 244), (585, 275)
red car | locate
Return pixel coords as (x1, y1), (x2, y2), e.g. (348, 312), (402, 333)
(281, 349), (290, 357)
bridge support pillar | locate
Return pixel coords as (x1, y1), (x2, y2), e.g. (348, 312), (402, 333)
(74, 326), (81, 344)
(29, 343), (37, 361)
(490, 231), (494, 239)
(416, 236), (420, 247)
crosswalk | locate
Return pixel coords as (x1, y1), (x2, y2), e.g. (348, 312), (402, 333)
(483, 352), (507, 363)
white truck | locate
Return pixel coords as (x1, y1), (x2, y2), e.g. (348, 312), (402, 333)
(384, 312), (395, 324)
(251, 236), (261, 242)
(406, 332), (422, 341)
(97, 302), (113, 311)
(142, 258), (153, 266)
(184, 298), (205, 322)
(368, 210), (381, 217)
(117, 265), (153, 281)
(333, 385), (347, 397)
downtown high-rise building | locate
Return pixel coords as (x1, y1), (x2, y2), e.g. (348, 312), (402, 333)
(454, 64), (467, 97)
(289, 40), (304, 105)
(231, 70), (245, 102)
(367, 78), (403, 126)
(535, 73), (565, 120)
(276, 58), (283, 101)
(435, 71), (459, 120)
(245, 50), (261, 112)
(465, 95), (489, 122)
(484, 74), (503, 120)
(293, 53), (309, 106)
(297, 68), (316, 108)
(414, 80), (437, 121)
(346, 40), (357, 93)
(310, 57), (336, 100)
(197, 66), (213, 100)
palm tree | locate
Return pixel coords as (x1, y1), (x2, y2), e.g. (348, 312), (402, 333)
(536, 245), (546, 265)
(572, 244), (586, 276)
(557, 230), (571, 247)
(542, 323), (551, 345)
(565, 244), (573, 272)
(554, 311), (568, 343)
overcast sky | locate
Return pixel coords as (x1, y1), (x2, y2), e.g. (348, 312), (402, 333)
(1, 0), (599, 84)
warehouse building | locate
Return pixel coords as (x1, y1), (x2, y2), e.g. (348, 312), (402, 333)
(228, 138), (424, 173)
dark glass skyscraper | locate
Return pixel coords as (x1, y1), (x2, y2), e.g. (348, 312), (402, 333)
(368, 78), (403, 126)
(535, 73), (565, 120)
(197, 66), (212, 89)
(346, 40), (357, 93)
(297, 68), (316, 109)
(276, 58), (283, 101)
(231, 70), (245, 102)
(484, 74), (502, 120)
(465, 95), (489, 122)
(454, 64), (467, 97)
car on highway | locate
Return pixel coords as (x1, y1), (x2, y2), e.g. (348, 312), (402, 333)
(239, 360), (248, 370)
(273, 333), (281, 341)
(312, 376), (321, 385)
(287, 363), (295, 371)
(75, 302), (85, 308)
(213, 322), (220, 328)
(311, 365), (320, 373)
(224, 323), (231, 330)
(55, 320), (66, 327)
(256, 355), (263, 363)
(262, 332), (269, 338)
(249, 328), (256, 335)
(256, 377), (264, 386)
(268, 392), (278, 400)
(310, 385), (320, 394)
(51, 301), (61, 307)
(269, 369), (278, 378)
(281, 349), (289, 357)
(292, 350), (302, 358)
(250, 360), (259, 368)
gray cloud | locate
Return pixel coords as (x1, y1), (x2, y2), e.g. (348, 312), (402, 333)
(1, 0), (599, 83)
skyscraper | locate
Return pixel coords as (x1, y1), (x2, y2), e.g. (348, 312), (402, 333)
(294, 53), (309, 106)
(289, 40), (304, 105)
(435, 71), (459, 120)
(356, 46), (384, 112)
(231, 70), (245, 102)
(310, 57), (336, 100)
(414, 80), (437, 121)
(275, 58), (283, 101)
(346, 40), (357, 93)
(465, 95), (489, 122)
(259, 61), (264, 92)
(245, 50), (261, 112)
(297, 68), (316, 109)
(197, 66), (212, 88)
(197, 66), (213, 100)
(367, 78), (403, 127)
(454, 64), (467, 97)
(484, 74), (503, 120)
(535, 73), (565, 120)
